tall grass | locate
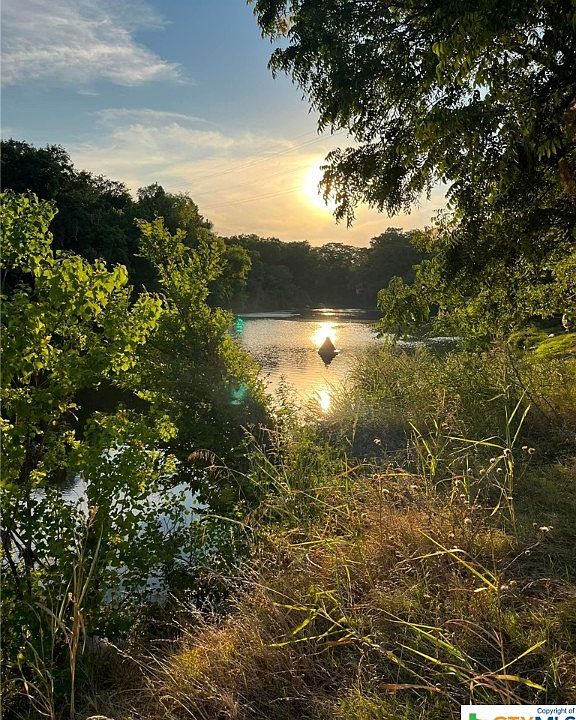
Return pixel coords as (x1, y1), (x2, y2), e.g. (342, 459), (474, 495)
(6, 509), (103, 720)
(325, 343), (576, 458)
(77, 345), (576, 719)
(153, 468), (575, 718)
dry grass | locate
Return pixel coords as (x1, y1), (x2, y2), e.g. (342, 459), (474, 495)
(134, 467), (576, 720)
(78, 348), (576, 720)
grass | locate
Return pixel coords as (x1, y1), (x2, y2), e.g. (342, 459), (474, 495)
(143, 463), (576, 719)
(324, 343), (576, 458)
(33, 345), (576, 718)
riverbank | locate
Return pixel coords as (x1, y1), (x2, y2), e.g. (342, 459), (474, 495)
(76, 343), (576, 719)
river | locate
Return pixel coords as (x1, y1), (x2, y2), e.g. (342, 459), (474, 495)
(235, 308), (380, 411)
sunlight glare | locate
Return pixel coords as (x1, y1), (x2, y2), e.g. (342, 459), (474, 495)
(311, 321), (337, 348)
(316, 388), (331, 413)
(302, 162), (336, 211)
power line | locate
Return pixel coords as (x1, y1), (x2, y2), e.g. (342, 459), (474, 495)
(187, 158), (313, 199)
(166, 130), (346, 191)
(198, 184), (304, 212)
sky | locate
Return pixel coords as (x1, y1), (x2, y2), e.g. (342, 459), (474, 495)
(1, 0), (445, 246)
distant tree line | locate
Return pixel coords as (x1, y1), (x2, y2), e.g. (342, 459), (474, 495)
(224, 232), (425, 310)
(1, 139), (425, 310)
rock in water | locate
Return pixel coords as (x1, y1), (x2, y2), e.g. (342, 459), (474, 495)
(319, 336), (336, 354)
(318, 336), (339, 365)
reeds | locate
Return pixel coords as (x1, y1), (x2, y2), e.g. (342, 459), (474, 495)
(75, 345), (576, 719)
(12, 508), (102, 720)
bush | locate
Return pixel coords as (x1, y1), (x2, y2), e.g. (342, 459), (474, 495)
(324, 343), (576, 458)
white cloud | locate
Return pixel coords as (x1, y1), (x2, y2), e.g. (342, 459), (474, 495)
(71, 108), (303, 186)
(1, 0), (183, 87)
(69, 109), (443, 245)
(96, 108), (207, 125)
(72, 109), (251, 181)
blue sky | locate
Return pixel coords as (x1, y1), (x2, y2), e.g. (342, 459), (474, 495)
(1, 0), (443, 245)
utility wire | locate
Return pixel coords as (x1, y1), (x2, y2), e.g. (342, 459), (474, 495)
(167, 130), (346, 190)
(199, 184), (304, 212)
(186, 158), (313, 199)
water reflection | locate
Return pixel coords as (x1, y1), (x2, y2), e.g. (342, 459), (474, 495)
(238, 310), (378, 409)
(311, 321), (337, 348)
(315, 388), (332, 412)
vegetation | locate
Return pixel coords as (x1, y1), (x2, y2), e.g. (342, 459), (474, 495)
(66, 346), (576, 719)
(2, 191), (575, 718)
(2, 2), (575, 717)
(0, 192), (262, 717)
(253, 0), (576, 336)
(225, 229), (424, 310)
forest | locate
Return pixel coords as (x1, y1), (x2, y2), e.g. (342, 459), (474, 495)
(1, 0), (576, 719)
(1, 139), (425, 311)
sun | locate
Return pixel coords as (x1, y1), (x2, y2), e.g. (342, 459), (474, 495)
(301, 161), (336, 211)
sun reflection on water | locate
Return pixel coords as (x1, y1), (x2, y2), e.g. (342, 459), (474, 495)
(315, 388), (331, 412)
(311, 321), (337, 348)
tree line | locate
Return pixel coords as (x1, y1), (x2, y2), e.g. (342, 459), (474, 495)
(1, 139), (425, 311)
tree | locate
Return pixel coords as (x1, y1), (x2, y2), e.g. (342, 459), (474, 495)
(133, 218), (265, 500)
(253, 0), (576, 334)
(224, 234), (316, 309)
(314, 242), (363, 306)
(132, 183), (212, 244)
(1, 140), (136, 269)
(356, 228), (426, 307)
(210, 242), (253, 307)
(0, 192), (182, 714)
(0, 143), (256, 302)
(131, 189), (254, 305)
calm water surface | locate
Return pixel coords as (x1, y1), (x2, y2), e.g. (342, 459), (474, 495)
(55, 309), (381, 597)
(237, 308), (380, 411)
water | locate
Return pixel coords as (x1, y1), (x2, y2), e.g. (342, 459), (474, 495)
(40, 309), (381, 601)
(236, 308), (380, 411)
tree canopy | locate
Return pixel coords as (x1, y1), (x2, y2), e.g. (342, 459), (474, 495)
(253, 0), (576, 335)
